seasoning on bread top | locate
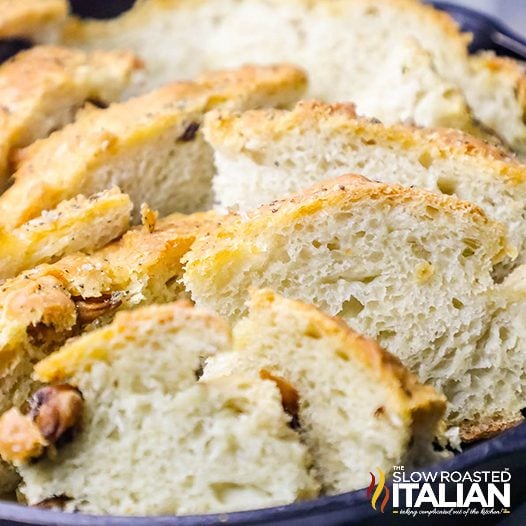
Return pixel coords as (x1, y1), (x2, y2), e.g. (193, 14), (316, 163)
(0, 45), (141, 191)
(0, 188), (132, 280)
(205, 100), (526, 270)
(63, 0), (526, 154)
(0, 63), (306, 228)
(0, 210), (220, 425)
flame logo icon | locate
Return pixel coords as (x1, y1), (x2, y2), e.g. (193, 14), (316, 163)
(367, 467), (390, 513)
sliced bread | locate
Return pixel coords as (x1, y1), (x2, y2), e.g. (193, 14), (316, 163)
(205, 100), (526, 270)
(204, 289), (446, 495)
(0, 0), (67, 42)
(62, 0), (526, 154)
(184, 175), (524, 436)
(0, 46), (141, 191)
(0, 64), (306, 228)
(6, 303), (317, 514)
(0, 209), (219, 436)
(0, 188), (132, 280)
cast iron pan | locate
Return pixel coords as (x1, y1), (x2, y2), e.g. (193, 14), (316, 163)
(1, 2), (526, 525)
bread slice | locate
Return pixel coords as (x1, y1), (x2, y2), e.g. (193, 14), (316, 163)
(184, 175), (524, 436)
(0, 46), (141, 192)
(466, 53), (526, 157)
(205, 100), (526, 270)
(0, 64), (306, 229)
(61, 0), (526, 154)
(9, 302), (317, 514)
(203, 289), (446, 495)
(0, 210), (219, 421)
(0, 0), (67, 42)
(0, 188), (132, 280)
(0, 210), (219, 494)
(337, 37), (482, 135)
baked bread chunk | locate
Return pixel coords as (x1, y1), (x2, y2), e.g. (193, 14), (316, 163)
(205, 101), (526, 270)
(0, 0), (67, 42)
(0, 46), (141, 191)
(204, 289), (447, 495)
(184, 175), (525, 437)
(11, 303), (317, 514)
(0, 64), (306, 228)
(466, 53), (526, 158)
(0, 188), (132, 280)
(62, 0), (526, 154)
(0, 210), (219, 495)
(0, 210), (219, 421)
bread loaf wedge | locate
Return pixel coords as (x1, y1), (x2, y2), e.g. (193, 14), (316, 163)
(205, 101), (526, 270)
(0, 64), (306, 229)
(0, 210), (218, 493)
(0, 188), (132, 280)
(62, 0), (526, 154)
(5, 303), (317, 514)
(0, 0), (67, 42)
(0, 210), (219, 418)
(203, 289), (447, 495)
(466, 53), (526, 157)
(0, 46), (141, 191)
(184, 175), (524, 437)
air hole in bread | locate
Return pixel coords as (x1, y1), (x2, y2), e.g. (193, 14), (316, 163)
(418, 151), (433, 169)
(424, 205), (440, 218)
(339, 296), (364, 317)
(436, 177), (457, 196)
(452, 298), (464, 309)
(378, 330), (397, 340)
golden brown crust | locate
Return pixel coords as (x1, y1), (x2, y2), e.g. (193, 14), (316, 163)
(205, 100), (526, 185)
(34, 301), (230, 383)
(185, 174), (509, 281)
(471, 52), (526, 117)
(460, 414), (524, 442)
(0, 0), (67, 40)
(248, 289), (446, 428)
(0, 209), (220, 365)
(0, 408), (47, 464)
(0, 210), (220, 435)
(0, 188), (133, 280)
(0, 45), (141, 190)
(0, 64), (305, 229)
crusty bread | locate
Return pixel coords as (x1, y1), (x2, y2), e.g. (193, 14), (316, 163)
(14, 302), (318, 514)
(0, 210), (219, 422)
(62, 0), (526, 154)
(184, 175), (525, 436)
(466, 53), (526, 157)
(0, 209), (218, 496)
(0, 0), (67, 42)
(203, 289), (446, 495)
(335, 37), (483, 135)
(0, 46), (141, 192)
(205, 100), (526, 270)
(0, 64), (306, 229)
(0, 188), (132, 280)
